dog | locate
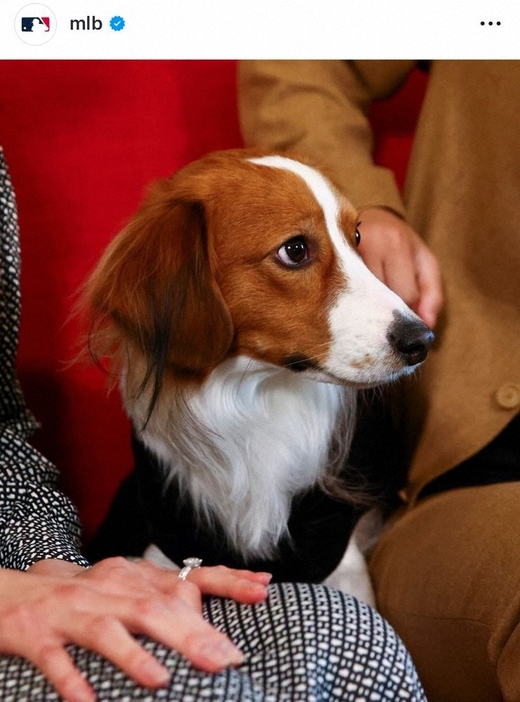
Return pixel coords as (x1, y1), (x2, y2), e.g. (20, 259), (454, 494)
(86, 149), (433, 578)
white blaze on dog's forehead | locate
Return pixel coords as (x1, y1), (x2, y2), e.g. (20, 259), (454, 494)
(248, 156), (406, 297)
(248, 155), (353, 261)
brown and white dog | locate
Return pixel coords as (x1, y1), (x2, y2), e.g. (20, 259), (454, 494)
(87, 150), (433, 563)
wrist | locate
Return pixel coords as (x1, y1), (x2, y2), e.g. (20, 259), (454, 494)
(27, 558), (88, 577)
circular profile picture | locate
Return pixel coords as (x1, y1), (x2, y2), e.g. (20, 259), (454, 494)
(15, 4), (57, 45)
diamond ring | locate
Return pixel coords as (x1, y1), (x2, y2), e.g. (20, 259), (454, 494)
(178, 557), (203, 581)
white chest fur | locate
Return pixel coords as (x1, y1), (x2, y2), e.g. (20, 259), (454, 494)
(125, 356), (356, 559)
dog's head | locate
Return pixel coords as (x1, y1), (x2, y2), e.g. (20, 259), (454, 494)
(87, 149), (433, 407)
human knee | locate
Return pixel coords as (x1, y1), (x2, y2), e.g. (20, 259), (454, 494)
(271, 583), (426, 700)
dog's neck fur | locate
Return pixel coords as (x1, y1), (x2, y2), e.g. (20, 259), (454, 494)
(124, 356), (356, 560)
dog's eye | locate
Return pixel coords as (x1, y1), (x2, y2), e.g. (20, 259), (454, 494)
(355, 229), (361, 247)
(277, 237), (309, 267)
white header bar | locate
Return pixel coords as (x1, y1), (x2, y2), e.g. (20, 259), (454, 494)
(1, 0), (519, 59)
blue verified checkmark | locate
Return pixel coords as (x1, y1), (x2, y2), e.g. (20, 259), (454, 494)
(110, 16), (125, 31)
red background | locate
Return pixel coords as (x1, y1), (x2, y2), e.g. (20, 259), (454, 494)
(0, 61), (426, 544)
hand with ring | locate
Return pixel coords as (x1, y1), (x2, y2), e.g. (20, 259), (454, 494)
(0, 557), (273, 702)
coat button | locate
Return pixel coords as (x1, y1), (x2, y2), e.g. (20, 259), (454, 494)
(495, 383), (520, 409)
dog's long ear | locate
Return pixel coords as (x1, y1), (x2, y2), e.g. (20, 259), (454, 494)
(87, 179), (233, 409)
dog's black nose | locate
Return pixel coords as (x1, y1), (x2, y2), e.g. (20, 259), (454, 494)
(388, 313), (435, 366)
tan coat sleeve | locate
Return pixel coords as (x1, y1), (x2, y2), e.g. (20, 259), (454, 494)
(238, 60), (415, 215)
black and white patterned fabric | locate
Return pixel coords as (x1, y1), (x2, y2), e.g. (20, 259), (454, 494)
(0, 147), (426, 701)
(0, 583), (425, 702)
(0, 147), (89, 571)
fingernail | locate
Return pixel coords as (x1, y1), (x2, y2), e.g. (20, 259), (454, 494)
(254, 572), (273, 585)
(199, 640), (244, 667)
(250, 583), (269, 596)
(139, 658), (171, 686)
(66, 686), (96, 702)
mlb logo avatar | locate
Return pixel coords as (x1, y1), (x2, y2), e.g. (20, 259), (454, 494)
(21, 16), (50, 32)
(15, 4), (56, 44)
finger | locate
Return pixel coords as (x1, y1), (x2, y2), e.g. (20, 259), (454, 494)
(357, 209), (426, 309)
(140, 559), (273, 585)
(171, 579), (204, 613)
(138, 561), (270, 603)
(152, 598), (244, 672)
(189, 565), (270, 603)
(359, 234), (420, 307)
(357, 242), (385, 283)
(230, 569), (273, 586)
(29, 642), (96, 702)
(72, 614), (170, 688)
(414, 246), (444, 328)
(243, 570), (273, 585)
(123, 596), (244, 673)
(76, 589), (243, 674)
(381, 247), (421, 310)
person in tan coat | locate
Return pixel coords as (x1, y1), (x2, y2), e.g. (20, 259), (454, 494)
(239, 60), (520, 702)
